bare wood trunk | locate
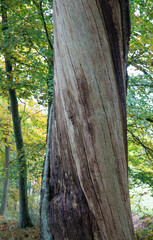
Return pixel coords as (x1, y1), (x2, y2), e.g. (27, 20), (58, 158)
(42, 0), (135, 239)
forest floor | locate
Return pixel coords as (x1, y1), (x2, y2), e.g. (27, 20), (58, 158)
(132, 213), (153, 239)
(0, 215), (153, 239)
(0, 216), (40, 240)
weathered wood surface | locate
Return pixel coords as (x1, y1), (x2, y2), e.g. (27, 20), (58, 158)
(46, 1), (135, 239)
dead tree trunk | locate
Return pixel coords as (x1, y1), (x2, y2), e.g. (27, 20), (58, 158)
(41, 0), (135, 239)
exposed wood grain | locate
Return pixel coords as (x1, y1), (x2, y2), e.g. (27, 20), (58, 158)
(48, 0), (135, 239)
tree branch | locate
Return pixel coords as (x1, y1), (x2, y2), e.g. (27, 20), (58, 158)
(128, 129), (153, 157)
(33, 0), (53, 52)
(146, 118), (153, 123)
(39, 0), (53, 51)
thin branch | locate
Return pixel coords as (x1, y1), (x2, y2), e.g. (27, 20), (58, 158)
(4, 2), (42, 32)
(10, 56), (31, 67)
(33, 0), (53, 52)
(40, 0), (53, 51)
(130, 83), (153, 87)
(2, 1), (49, 63)
(146, 118), (153, 123)
(128, 129), (153, 157)
(128, 62), (152, 80)
(19, 27), (49, 63)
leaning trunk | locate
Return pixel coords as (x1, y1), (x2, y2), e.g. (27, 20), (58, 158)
(41, 0), (135, 239)
(1, 0), (33, 228)
(0, 138), (10, 216)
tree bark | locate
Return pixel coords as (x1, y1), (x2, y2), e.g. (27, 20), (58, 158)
(41, 0), (135, 239)
(0, 138), (10, 216)
(40, 105), (53, 240)
(1, 0), (33, 228)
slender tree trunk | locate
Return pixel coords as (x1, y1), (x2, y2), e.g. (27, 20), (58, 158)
(0, 138), (10, 216)
(40, 106), (52, 240)
(9, 89), (33, 228)
(1, 0), (33, 228)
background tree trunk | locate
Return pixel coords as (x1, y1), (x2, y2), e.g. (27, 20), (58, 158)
(9, 88), (33, 228)
(42, 0), (135, 239)
(40, 106), (52, 240)
(1, 0), (33, 228)
(0, 138), (10, 216)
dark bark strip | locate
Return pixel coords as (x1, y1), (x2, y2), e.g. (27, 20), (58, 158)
(97, 0), (129, 124)
(97, 0), (130, 163)
(118, 0), (131, 62)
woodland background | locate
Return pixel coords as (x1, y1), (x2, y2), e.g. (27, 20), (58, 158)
(0, 0), (152, 239)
